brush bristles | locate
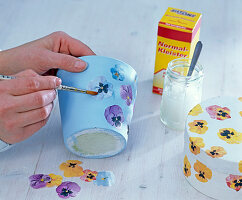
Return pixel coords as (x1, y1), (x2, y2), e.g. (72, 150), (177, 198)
(86, 90), (98, 95)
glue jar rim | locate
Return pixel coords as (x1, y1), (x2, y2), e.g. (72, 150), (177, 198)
(167, 58), (203, 83)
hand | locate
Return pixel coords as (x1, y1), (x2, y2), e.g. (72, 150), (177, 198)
(0, 31), (95, 75)
(0, 70), (61, 144)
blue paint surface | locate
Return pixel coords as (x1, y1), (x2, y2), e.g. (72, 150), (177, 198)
(57, 56), (137, 158)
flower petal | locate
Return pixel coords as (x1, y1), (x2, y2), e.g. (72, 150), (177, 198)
(111, 65), (125, 81)
(56, 181), (80, 198)
(105, 105), (124, 127)
(93, 171), (115, 186)
(46, 174), (63, 187)
(29, 174), (50, 189)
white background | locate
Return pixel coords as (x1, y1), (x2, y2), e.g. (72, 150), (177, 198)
(0, 0), (242, 199)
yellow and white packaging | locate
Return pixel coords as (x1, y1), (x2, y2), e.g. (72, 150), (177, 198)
(153, 7), (202, 95)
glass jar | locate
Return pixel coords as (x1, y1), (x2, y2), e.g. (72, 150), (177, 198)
(160, 58), (204, 131)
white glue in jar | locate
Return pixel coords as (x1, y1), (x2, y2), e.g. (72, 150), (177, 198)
(160, 58), (204, 131)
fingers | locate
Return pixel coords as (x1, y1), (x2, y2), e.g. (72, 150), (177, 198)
(18, 119), (49, 144)
(45, 50), (88, 72)
(49, 31), (95, 56)
(15, 90), (56, 112)
(0, 69), (59, 144)
(17, 103), (53, 127)
(61, 34), (95, 57)
(15, 69), (39, 77)
(43, 31), (95, 72)
(4, 75), (61, 96)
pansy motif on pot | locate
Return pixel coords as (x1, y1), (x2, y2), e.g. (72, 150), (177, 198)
(93, 171), (115, 186)
(120, 85), (133, 106)
(217, 128), (242, 144)
(188, 120), (208, 134)
(59, 160), (84, 177)
(88, 76), (113, 99)
(189, 137), (205, 155)
(104, 105), (124, 128)
(29, 174), (51, 189)
(46, 173), (63, 187)
(206, 105), (231, 120)
(80, 169), (98, 182)
(205, 146), (227, 158)
(110, 65), (125, 81)
(226, 175), (242, 192)
(183, 155), (191, 177)
(239, 161), (242, 173)
(56, 181), (80, 199)
(194, 160), (212, 183)
(189, 104), (203, 116)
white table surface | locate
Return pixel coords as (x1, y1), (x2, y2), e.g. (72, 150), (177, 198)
(0, 0), (242, 199)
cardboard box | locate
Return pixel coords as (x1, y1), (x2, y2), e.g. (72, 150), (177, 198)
(153, 7), (202, 95)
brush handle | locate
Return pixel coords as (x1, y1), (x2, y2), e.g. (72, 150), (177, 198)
(0, 74), (16, 80)
(0, 75), (83, 92)
(57, 85), (86, 94)
(0, 74), (95, 95)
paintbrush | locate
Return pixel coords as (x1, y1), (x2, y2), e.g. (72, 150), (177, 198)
(0, 74), (98, 96)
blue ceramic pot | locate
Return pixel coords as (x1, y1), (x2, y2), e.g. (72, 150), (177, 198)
(57, 56), (137, 158)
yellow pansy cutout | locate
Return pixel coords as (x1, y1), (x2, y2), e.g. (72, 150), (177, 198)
(189, 104), (203, 116)
(205, 146), (227, 158)
(194, 160), (212, 183)
(59, 160), (84, 177)
(189, 137), (205, 155)
(188, 120), (208, 134)
(183, 155), (191, 177)
(217, 128), (242, 144)
(239, 161), (242, 173)
(46, 173), (63, 187)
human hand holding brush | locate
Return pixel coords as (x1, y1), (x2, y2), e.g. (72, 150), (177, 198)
(0, 31), (95, 146)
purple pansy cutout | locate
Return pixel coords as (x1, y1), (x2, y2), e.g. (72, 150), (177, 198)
(56, 181), (80, 199)
(29, 174), (51, 189)
(104, 105), (124, 128)
(88, 76), (113, 99)
(110, 65), (125, 81)
(120, 85), (133, 106)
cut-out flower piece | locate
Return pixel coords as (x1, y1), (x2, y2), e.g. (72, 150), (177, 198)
(226, 174), (242, 192)
(239, 97), (242, 102)
(189, 104), (203, 116)
(80, 169), (98, 182)
(87, 76), (113, 99)
(194, 160), (212, 183)
(29, 174), (51, 189)
(239, 161), (242, 173)
(183, 155), (191, 178)
(104, 105), (124, 128)
(120, 85), (133, 106)
(205, 146), (227, 158)
(56, 181), (80, 199)
(188, 120), (208, 134)
(59, 160), (84, 177)
(217, 128), (242, 144)
(93, 171), (115, 186)
(46, 173), (63, 187)
(189, 137), (205, 155)
(206, 105), (231, 120)
(110, 65), (125, 81)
